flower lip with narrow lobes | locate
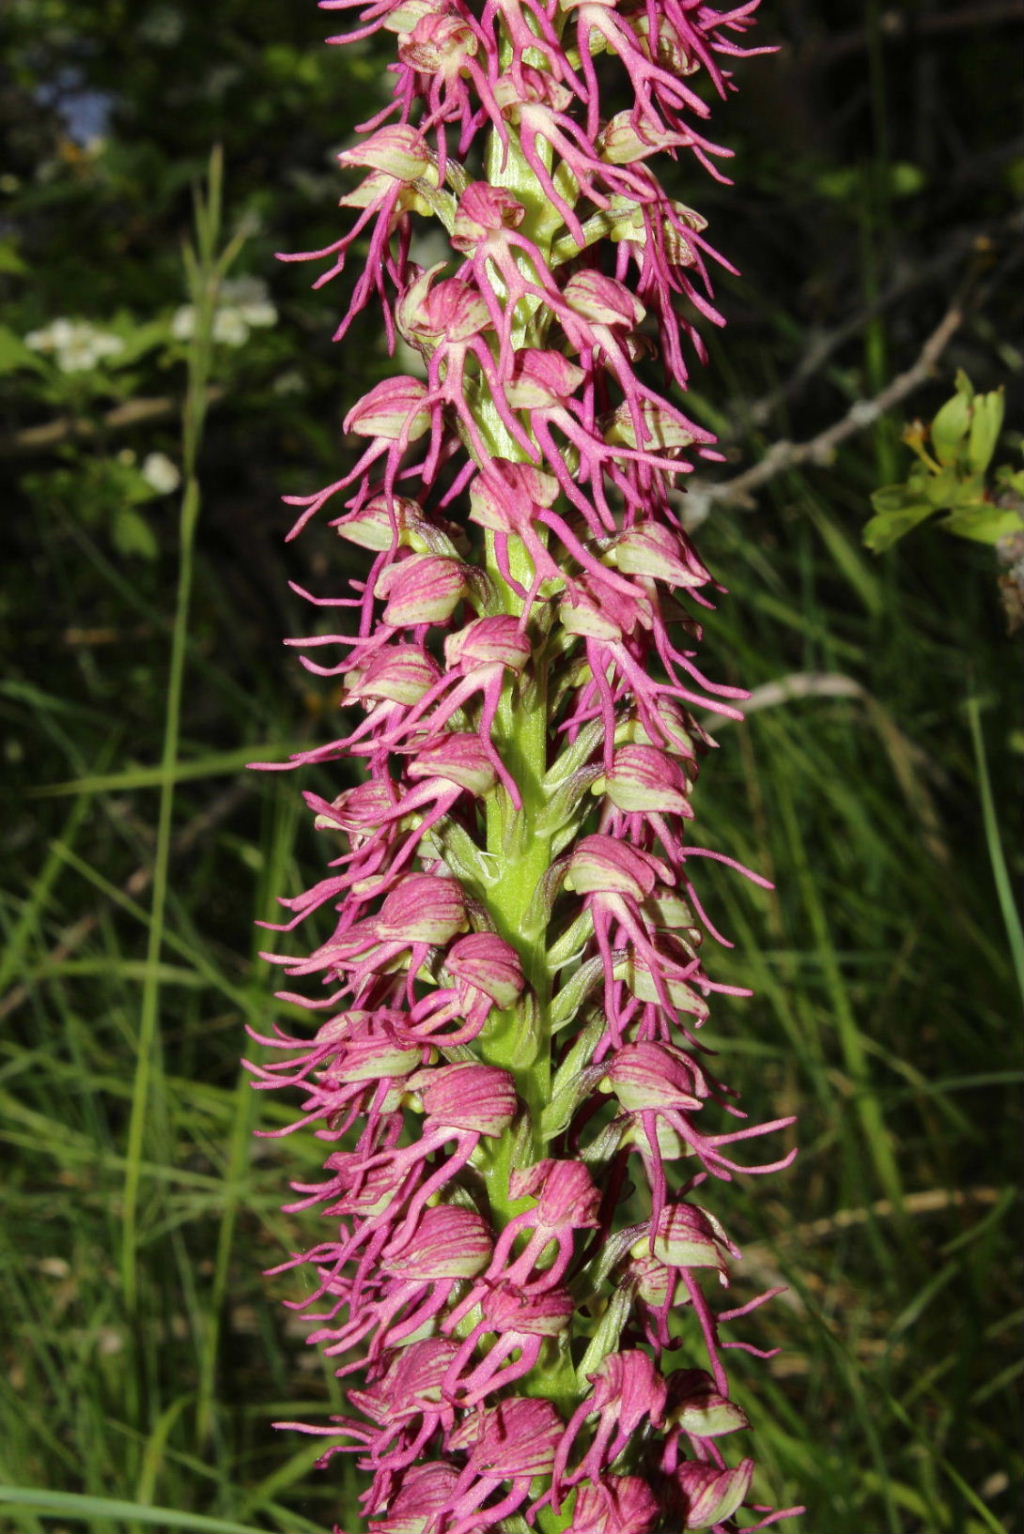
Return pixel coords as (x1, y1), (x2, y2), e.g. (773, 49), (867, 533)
(555, 1350), (668, 1493)
(451, 182), (526, 248)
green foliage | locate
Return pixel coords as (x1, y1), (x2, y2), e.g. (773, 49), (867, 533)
(864, 372), (1023, 553)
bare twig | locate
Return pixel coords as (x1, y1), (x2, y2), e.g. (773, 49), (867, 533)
(765, 1185), (1005, 1249)
(691, 303), (965, 514)
(742, 1186), (1008, 1318)
(0, 387), (224, 456)
(0, 780), (250, 1021)
(738, 212), (1023, 436)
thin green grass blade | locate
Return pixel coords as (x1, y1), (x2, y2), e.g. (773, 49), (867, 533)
(195, 785), (300, 1443)
(0, 1488), (274, 1534)
(0, 792), (92, 995)
(966, 695), (1024, 1008)
(27, 745), (305, 798)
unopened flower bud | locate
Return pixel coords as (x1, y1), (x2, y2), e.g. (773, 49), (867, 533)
(452, 183), (526, 250)
(647, 1203), (731, 1271)
(667, 1369), (750, 1438)
(333, 494), (425, 551)
(573, 1476), (660, 1534)
(606, 522), (707, 587)
(506, 348), (586, 409)
(399, 11), (478, 72)
(373, 1463), (459, 1534)
(599, 112), (686, 165)
(607, 1042), (703, 1113)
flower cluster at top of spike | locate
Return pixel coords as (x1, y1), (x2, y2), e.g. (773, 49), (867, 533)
(253, 0), (802, 1530)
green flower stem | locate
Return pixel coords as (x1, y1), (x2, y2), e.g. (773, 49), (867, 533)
(470, 128), (583, 1439)
(475, 121), (560, 1143)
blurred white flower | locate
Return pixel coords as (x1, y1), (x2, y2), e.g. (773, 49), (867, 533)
(26, 318), (74, 353)
(25, 318), (125, 372)
(90, 333), (124, 360)
(238, 299), (277, 328)
(171, 305), (196, 341)
(140, 452), (181, 496)
(170, 279), (276, 349)
(221, 276), (277, 329)
(212, 307), (250, 347)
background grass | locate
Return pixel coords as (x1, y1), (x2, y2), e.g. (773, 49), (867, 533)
(1, 1), (1022, 1531)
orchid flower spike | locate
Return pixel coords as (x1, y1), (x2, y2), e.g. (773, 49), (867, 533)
(255, 0), (803, 1528)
